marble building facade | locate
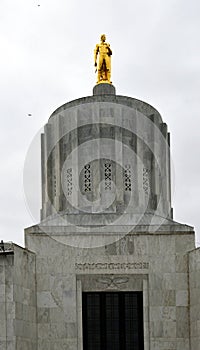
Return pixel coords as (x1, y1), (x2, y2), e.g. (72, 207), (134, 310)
(0, 83), (200, 350)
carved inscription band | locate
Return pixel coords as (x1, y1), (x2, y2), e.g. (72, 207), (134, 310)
(75, 262), (149, 270)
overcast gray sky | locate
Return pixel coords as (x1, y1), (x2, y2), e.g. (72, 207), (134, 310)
(0, 0), (200, 247)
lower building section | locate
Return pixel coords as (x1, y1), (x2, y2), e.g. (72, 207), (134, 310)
(1, 225), (200, 349)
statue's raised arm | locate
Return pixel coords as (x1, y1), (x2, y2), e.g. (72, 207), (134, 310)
(94, 34), (112, 84)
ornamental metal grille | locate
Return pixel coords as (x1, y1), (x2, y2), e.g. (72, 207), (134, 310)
(53, 174), (56, 196)
(124, 165), (132, 191)
(66, 168), (72, 196)
(82, 292), (144, 350)
(84, 164), (91, 192)
(143, 168), (150, 195)
(104, 162), (112, 190)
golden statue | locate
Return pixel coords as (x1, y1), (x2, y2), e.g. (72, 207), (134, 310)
(94, 34), (112, 84)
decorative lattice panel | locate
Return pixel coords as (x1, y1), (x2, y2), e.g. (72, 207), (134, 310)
(143, 168), (150, 195)
(66, 168), (72, 196)
(104, 162), (112, 190)
(84, 164), (91, 192)
(124, 165), (132, 191)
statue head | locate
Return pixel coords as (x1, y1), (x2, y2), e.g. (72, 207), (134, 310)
(101, 34), (106, 42)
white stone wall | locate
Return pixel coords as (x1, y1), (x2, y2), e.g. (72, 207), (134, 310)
(13, 245), (37, 349)
(0, 244), (37, 350)
(148, 234), (192, 350)
(0, 250), (15, 349)
(189, 247), (200, 350)
(25, 233), (78, 349)
(25, 227), (195, 350)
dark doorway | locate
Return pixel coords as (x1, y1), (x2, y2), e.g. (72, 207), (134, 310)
(82, 292), (144, 350)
